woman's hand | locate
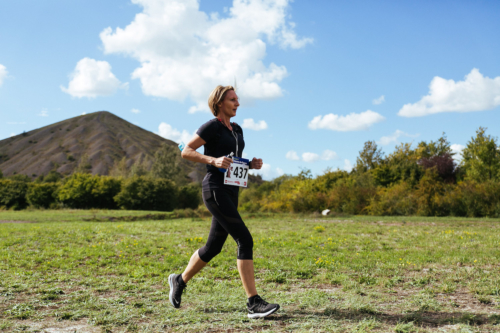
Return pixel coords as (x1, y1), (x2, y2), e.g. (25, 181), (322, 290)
(212, 156), (233, 169)
(250, 158), (263, 170)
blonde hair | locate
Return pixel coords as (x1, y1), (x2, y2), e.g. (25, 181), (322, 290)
(208, 85), (235, 117)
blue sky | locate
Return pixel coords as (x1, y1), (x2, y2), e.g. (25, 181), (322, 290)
(1, 0), (500, 179)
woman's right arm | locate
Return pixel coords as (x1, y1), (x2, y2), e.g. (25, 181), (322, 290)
(181, 134), (233, 169)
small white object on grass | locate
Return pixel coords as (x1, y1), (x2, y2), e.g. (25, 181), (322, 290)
(322, 209), (331, 216)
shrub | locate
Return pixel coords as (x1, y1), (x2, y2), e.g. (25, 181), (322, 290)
(239, 187), (264, 212)
(314, 225), (325, 232)
(58, 173), (121, 209)
(114, 176), (177, 211)
(247, 175), (299, 213)
(8, 174), (32, 182)
(288, 179), (327, 213)
(26, 183), (59, 208)
(325, 178), (376, 214)
(442, 180), (500, 217)
(414, 168), (447, 216)
(0, 180), (29, 210)
(177, 184), (201, 209)
(366, 182), (417, 216)
(171, 205), (211, 219)
(43, 171), (63, 183)
(240, 171), (375, 214)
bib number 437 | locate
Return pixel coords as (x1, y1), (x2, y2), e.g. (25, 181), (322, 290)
(224, 158), (249, 187)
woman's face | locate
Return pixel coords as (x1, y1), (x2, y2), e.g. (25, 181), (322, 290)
(218, 90), (240, 118)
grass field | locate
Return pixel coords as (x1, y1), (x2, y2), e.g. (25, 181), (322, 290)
(1, 210), (500, 332)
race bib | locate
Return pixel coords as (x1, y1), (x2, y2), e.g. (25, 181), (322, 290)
(224, 157), (249, 187)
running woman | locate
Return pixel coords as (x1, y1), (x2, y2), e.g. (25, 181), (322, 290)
(168, 85), (280, 319)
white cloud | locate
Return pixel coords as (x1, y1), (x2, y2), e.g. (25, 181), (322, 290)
(249, 163), (283, 180)
(372, 95), (385, 105)
(321, 149), (338, 161)
(82, 112), (87, 115)
(398, 68), (500, 117)
(61, 57), (127, 98)
(450, 144), (465, 161)
(343, 159), (353, 172)
(39, 108), (48, 117)
(241, 118), (268, 131)
(302, 150), (338, 162)
(308, 110), (385, 131)
(158, 122), (194, 144)
(131, 108), (141, 114)
(377, 129), (419, 146)
(100, 0), (311, 112)
(10, 133), (16, 137)
(302, 152), (319, 162)
(0, 64), (7, 87)
(286, 150), (300, 161)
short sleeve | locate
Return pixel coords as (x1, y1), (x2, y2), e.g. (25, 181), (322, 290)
(196, 119), (218, 143)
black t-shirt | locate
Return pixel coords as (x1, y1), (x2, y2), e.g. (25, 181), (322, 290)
(196, 118), (245, 192)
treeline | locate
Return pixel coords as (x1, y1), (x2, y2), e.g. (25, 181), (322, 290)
(0, 144), (201, 211)
(3, 128), (500, 217)
(239, 127), (500, 217)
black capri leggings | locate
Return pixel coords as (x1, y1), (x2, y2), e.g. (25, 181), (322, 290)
(198, 188), (253, 262)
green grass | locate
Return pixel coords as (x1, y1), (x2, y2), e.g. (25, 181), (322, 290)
(1, 210), (500, 332)
(0, 209), (165, 222)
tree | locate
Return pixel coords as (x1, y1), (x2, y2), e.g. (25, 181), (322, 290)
(297, 168), (313, 180)
(417, 134), (456, 183)
(0, 169), (3, 179)
(130, 156), (150, 177)
(416, 133), (453, 159)
(150, 144), (182, 182)
(74, 154), (92, 174)
(461, 127), (500, 181)
(355, 141), (384, 172)
(415, 168), (446, 216)
(373, 142), (422, 187)
(418, 153), (456, 183)
(109, 157), (129, 178)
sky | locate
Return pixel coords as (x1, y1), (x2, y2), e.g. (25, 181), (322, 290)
(1, 0), (500, 180)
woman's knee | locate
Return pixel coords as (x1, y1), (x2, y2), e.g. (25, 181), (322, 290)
(236, 234), (253, 260)
(198, 243), (224, 262)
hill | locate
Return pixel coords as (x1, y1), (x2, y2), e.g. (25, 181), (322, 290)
(0, 111), (184, 179)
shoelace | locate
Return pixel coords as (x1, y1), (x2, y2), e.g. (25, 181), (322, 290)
(250, 296), (269, 311)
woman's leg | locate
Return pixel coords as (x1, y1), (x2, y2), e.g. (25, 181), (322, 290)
(181, 250), (207, 283)
(237, 259), (257, 297)
(202, 190), (256, 292)
(187, 189), (279, 317)
(168, 212), (229, 308)
(183, 215), (229, 282)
